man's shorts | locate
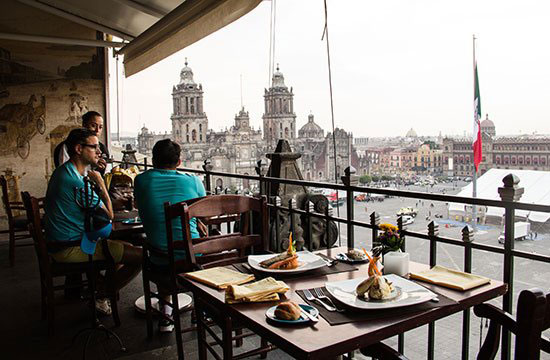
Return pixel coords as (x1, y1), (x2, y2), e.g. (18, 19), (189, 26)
(50, 240), (125, 263)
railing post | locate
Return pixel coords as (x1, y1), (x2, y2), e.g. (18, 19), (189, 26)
(370, 211), (380, 249)
(306, 201), (314, 250)
(202, 160), (213, 195)
(143, 156), (148, 170)
(427, 221), (439, 360)
(288, 199), (295, 237)
(461, 225), (474, 360)
(274, 196), (281, 252)
(397, 216), (405, 252)
(341, 166), (357, 249)
(498, 174), (524, 360)
(254, 160), (267, 197)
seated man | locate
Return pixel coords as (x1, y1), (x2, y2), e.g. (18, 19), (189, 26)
(134, 139), (206, 332)
(45, 128), (142, 314)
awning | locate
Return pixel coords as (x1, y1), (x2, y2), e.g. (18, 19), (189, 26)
(118, 0), (262, 77)
(7, 0), (262, 77)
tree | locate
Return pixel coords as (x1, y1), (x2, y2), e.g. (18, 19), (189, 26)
(359, 175), (372, 184)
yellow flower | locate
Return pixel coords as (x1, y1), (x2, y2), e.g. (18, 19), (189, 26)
(379, 223), (398, 232)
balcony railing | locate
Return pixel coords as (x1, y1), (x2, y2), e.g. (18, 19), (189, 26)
(114, 158), (550, 360)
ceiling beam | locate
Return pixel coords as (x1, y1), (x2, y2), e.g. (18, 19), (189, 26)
(0, 32), (126, 47)
(112, 0), (167, 18)
(17, 0), (135, 40)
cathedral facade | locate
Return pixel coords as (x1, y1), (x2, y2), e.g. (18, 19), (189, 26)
(137, 61), (357, 190)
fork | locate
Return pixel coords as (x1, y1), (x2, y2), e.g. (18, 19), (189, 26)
(314, 288), (344, 312)
(303, 288), (336, 312)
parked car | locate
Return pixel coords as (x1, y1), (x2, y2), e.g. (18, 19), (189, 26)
(402, 215), (415, 226)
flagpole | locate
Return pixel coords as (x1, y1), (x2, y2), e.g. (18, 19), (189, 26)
(472, 34), (478, 231)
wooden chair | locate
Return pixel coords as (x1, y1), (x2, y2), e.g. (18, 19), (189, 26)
(21, 192), (121, 335)
(360, 288), (550, 360)
(1, 175), (33, 266)
(142, 194), (272, 360)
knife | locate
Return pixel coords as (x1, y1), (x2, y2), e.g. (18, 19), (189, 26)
(300, 307), (319, 323)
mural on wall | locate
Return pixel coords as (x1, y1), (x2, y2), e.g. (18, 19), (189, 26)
(0, 94), (46, 159)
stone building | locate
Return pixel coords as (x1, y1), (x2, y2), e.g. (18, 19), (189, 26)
(137, 61), (358, 187)
(442, 116), (550, 177)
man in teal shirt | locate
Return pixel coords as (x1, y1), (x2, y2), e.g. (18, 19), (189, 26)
(45, 128), (142, 314)
(134, 139), (206, 332)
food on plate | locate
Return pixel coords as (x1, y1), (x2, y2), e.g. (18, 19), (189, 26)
(274, 301), (302, 320)
(347, 249), (367, 261)
(259, 232), (299, 270)
(356, 274), (395, 300)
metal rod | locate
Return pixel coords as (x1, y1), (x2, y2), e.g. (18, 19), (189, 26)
(501, 204), (514, 360)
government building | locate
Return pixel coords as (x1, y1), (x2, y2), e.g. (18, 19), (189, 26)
(137, 61), (358, 189)
(442, 115), (550, 177)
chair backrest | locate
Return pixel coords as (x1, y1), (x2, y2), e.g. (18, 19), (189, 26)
(163, 194), (268, 272)
(1, 175), (25, 224)
(475, 288), (550, 360)
(21, 192), (50, 275)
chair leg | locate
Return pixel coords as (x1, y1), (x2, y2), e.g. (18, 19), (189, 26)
(110, 292), (121, 327)
(172, 290), (184, 360)
(196, 299), (207, 360)
(222, 315), (233, 360)
(142, 276), (153, 339)
(40, 280), (47, 320)
(235, 328), (243, 347)
(46, 286), (55, 336)
(8, 227), (15, 267)
(260, 338), (269, 359)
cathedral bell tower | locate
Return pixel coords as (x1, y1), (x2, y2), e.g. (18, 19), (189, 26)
(262, 65), (297, 148)
(171, 59), (208, 144)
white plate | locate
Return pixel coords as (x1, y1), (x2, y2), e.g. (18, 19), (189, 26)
(248, 251), (326, 274)
(325, 274), (437, 310)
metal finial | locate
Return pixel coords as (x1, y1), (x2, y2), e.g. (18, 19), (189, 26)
(185, 57), (188, 66)
(276, 63), (279, 71)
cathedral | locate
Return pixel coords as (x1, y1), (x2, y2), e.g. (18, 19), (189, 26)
(137, 61), (358, 190)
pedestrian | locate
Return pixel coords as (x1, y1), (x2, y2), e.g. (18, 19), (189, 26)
(535, 231), (538, 239)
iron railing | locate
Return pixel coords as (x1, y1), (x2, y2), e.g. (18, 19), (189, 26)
(114, 158), (550, 360)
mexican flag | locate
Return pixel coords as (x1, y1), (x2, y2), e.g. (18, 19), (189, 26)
(473, 63), (482, 172)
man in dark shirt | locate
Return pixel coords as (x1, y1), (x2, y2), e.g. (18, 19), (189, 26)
(54, 111), (109, 174)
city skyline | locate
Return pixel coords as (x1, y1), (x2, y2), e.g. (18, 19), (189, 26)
(115, 0), (550, 138)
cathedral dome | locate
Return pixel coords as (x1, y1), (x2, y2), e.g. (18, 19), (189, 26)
(406, 128), (418, 137)
(299, 114), (324, 138)
(179, 58), (195, 85)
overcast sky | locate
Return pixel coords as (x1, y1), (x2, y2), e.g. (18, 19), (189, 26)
(113, 0), (550, 138)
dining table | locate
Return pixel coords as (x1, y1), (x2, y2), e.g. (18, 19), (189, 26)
(179, 246), (507, 360)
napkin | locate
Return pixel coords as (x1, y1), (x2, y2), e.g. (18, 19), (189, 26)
(410, 265), (490, 291)
(225, 277), (289, 304)
(185, 267), (255, 289)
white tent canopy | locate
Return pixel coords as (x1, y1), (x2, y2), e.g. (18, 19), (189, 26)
(448, 169), (550, 223)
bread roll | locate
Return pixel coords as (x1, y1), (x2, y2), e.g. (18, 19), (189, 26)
(274, 301), (302, 320)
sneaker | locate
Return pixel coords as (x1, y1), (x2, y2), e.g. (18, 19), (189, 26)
(159, 317), (174, 333)
(95, 298), (112, 316)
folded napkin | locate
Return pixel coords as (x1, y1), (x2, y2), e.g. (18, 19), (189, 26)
(185, 267), (255, 289)
(410, 265), (490, 291)
(225, 277), (289, 304)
